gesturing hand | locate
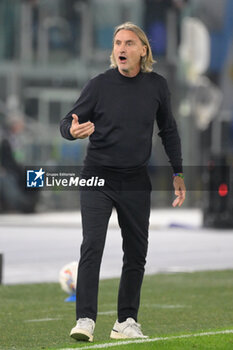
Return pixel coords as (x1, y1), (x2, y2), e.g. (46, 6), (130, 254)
(70, 114), (95, 139)
(172, 176), (186, 207)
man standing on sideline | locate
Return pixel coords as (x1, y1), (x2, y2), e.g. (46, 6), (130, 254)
(60, 22), (186, 342)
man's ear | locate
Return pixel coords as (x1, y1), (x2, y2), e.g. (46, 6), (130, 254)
(141, 45), (147, 58)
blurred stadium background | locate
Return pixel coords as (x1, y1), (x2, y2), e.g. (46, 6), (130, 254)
(0, 0), (233, 226)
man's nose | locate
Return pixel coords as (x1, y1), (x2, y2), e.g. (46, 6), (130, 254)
(119, 43), (126, 51)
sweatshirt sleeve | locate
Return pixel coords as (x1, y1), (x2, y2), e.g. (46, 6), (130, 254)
(60, 78), (98, 140)
(156, 77), (183, 173)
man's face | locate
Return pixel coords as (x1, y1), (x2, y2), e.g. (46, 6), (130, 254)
(113, 29), (147, 77)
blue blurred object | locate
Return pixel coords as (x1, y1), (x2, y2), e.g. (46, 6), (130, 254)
(95, 25), (114, 49)
(209, 0), (233, 72)
(60, 142), (82, 163)
(148, 22), (166, 55)
(65, 294), (76, 302)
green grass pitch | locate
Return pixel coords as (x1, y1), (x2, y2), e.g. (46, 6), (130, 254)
(0, 270), (233, 350)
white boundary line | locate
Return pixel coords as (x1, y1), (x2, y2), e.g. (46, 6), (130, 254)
(60, 329), (233, 350)
(24, 317), (62, 323)
(98, 311), (116, 315)
(144, 304), (188, 309)
(23, 306), (185, 323)
(98, 305), (186, 314)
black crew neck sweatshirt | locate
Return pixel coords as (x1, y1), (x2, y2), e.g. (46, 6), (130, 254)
(60, 68), (183, 172)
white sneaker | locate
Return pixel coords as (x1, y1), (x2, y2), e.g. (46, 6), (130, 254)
(70, 318), (95, 342)
(110, 318), (148, 339)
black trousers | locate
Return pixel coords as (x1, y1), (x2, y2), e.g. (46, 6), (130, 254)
(76, 168), (151, 322)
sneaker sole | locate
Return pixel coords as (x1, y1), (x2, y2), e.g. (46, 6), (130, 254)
(70, 329), (93, 342)
(110, 330), (148, 339)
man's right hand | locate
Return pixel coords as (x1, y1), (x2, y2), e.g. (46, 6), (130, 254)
(70, 114), (95, 139)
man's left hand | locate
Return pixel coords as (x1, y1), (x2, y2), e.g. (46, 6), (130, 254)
(172, 176), (186, 207)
